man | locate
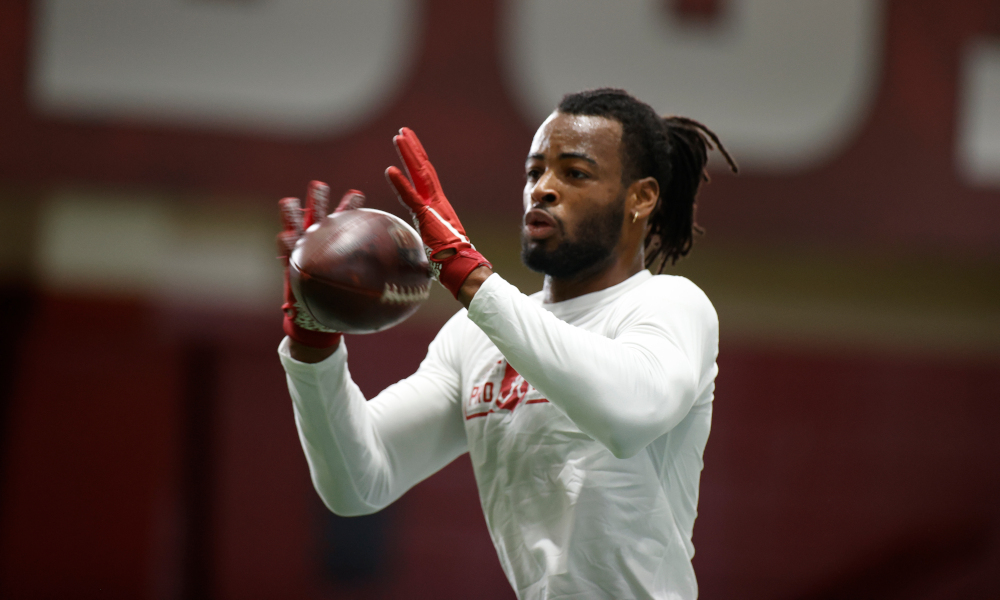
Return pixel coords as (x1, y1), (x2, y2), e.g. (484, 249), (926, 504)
(277, 88), (737, 599)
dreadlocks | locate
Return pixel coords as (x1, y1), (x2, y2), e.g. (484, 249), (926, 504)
(557, 88), (738, 273)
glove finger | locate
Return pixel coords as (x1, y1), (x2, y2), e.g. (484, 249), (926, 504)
(304, 180), (330, 229)
(399, 127), (431, 164)
(278, 196), (304, 261)
(334, 189), (366, 213)
(394, 129), (440, 199)
(276, 231), (299, 263)
(392, 133), (419, 188)
(401, 128), (442, 189)
(386, 166), (424, 211)
(279, 197), (304, 236)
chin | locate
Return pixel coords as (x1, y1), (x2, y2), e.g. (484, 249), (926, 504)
(521, 237), (613, 279)
(521, 236), (549, 253)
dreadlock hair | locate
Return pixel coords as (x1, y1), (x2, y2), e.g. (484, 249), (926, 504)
(557, 88), (738, 273)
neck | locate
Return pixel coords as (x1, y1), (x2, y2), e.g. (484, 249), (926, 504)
(541, 251), (645, 303)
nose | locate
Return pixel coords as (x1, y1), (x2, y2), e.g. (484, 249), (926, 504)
(529, 170), (559, 207)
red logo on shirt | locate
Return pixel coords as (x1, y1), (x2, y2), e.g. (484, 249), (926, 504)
(467, 361), (548, 420)
(496, 363), (530, 411)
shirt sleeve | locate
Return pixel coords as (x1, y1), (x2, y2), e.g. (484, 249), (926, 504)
(467, 273), (717, 459)
(278, 314), (469, 516)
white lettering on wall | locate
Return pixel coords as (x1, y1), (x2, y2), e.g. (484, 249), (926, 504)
(36, 191), (280, 311)
(32, 0), (419, 136)
(958, 38), (1000, 188)
(502, 0), (883, 171)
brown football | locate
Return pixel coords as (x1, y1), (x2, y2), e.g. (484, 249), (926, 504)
(289, 208), (431, 334)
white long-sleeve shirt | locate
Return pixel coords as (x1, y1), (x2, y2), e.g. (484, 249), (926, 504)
(279, 270), (719, 599)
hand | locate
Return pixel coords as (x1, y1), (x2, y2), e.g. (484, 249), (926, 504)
(278, 182), (365, 349)
(385, 127), (492, 299)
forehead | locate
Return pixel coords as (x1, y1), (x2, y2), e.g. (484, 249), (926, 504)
(528, 112), (623, 161)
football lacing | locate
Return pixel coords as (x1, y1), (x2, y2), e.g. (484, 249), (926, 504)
(380, 282), (431, 304)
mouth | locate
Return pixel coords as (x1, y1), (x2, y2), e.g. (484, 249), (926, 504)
(523, 208), (558, 240)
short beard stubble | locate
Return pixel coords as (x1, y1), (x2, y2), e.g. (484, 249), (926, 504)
(521, 192), (626, 279)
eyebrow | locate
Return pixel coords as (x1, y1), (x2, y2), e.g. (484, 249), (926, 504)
(527, 152), (598, 165)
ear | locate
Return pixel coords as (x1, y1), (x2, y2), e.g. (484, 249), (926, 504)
(628, 176), (660, 220)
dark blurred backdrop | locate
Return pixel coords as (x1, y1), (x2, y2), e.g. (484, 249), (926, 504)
(0, 1), (998, 598)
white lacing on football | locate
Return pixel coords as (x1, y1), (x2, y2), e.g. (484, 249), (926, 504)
(380, 282), (431, 304)
(293, 301), (338, 332)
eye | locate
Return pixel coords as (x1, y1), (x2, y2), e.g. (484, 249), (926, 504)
(526, 168), (541, 182)
(568, 168), (589, 179)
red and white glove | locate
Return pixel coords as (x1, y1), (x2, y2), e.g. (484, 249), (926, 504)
(385, 127), (492, 299)
(277, 181), (365, 348)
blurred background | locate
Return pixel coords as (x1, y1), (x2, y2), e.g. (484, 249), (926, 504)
(0, 0), (998, 598)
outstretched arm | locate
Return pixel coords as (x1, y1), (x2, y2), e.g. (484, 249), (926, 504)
(279, 317), (469, 516)
(276, 181), (467, 515)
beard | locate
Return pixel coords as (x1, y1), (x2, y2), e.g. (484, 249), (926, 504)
(521, 193), (626, 279)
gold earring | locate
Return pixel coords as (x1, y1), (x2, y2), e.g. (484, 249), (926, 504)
(632, 211), (639, 223)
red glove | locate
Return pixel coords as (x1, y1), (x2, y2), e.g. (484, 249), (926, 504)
(278, 182), (365, 348)
(385, 127), (491, 299)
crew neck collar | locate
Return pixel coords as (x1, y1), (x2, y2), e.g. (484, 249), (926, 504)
(539, 270), (652, 318)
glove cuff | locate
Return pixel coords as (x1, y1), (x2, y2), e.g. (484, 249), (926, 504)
(283, 315), (343, 349)
(437, 248), (492, 299)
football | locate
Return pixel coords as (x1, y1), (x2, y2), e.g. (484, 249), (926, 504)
(289, 208), (431, 334)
